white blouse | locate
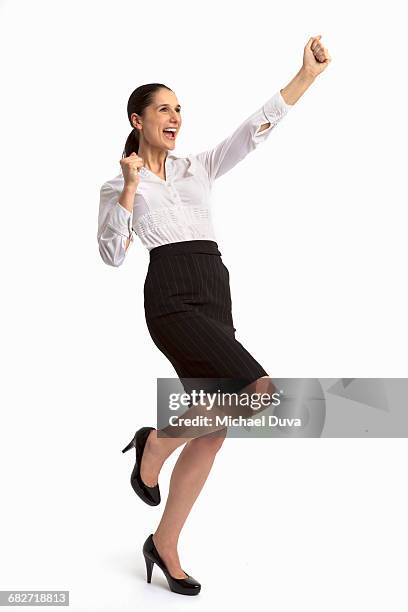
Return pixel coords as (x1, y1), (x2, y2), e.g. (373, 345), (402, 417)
(97, 89), (293, 266)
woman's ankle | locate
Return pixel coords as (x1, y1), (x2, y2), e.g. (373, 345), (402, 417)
(153, 531), (179, 552)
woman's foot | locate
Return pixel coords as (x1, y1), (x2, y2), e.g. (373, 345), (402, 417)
(152, 533), (188, 579)
(139, 429), (163, 487)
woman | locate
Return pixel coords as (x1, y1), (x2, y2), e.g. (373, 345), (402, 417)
(97, 35), (331, 596)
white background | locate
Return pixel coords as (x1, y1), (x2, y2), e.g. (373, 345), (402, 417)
(1, 0), (408, 609)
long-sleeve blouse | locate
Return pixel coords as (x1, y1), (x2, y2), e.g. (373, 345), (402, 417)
(97, 89), (293, 266)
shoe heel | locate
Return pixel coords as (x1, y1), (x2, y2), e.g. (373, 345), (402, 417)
(144, 555), (154, 583)
(121, 440), (134, 453)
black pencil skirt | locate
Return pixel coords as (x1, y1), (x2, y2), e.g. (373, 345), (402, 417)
(144, 240), (268, 396)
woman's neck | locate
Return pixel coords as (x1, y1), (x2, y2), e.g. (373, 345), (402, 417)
(138, 146), (168, 174)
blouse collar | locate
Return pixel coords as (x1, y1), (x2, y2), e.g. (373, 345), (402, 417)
(137, 152), (196, 182)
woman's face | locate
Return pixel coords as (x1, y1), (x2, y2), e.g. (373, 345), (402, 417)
(132, 88), (182, 151)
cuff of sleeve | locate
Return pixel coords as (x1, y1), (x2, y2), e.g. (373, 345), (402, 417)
(262, 89), (293, 124)
(106, 202), (134, 238)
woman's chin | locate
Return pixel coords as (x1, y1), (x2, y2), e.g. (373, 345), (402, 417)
(162, 136), (176, 149)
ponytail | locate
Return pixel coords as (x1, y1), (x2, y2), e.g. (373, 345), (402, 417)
(122, 127), (139, 158)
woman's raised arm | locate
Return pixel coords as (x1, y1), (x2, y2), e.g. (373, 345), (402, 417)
(192, 35), (331, 183)
(192, 89), (294, 183)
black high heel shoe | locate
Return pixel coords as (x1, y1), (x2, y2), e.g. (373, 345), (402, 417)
(122, 427), (161, 506)
(143, 533), (201, 596)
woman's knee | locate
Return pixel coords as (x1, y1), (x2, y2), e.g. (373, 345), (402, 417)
(259, 375), (278, 395)
(190, 427), (227, 453)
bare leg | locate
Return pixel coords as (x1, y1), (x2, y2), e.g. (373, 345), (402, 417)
(141, 375), (274, 487)
(152, 427), (228, 578)
(147, 375), (274, 577)
(140, 432), (189, 487)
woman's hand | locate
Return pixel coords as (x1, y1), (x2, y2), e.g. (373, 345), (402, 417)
(120, 152), (144, 190)
(302, 35), (332, 78)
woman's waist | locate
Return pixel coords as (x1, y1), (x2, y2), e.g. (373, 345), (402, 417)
(149, 239), (222, 262)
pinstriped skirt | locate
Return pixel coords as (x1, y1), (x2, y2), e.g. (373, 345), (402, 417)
(144, 240), (268, 394)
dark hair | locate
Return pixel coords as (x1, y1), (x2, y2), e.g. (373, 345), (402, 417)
(122, 83), (173, 158)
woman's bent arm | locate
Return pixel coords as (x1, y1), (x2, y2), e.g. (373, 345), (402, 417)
(119, 185), (137, 252)
(97, 183), (136, 267)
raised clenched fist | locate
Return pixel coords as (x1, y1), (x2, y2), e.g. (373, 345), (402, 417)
(303, 35), (332, 78)
(120, 152), (144, 189)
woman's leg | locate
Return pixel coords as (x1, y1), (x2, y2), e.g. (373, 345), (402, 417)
(140, 431), (189, 488)
(140, 376), (274, 577)
(141, 375), (275, 487)
(152, 428), (228, 578)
